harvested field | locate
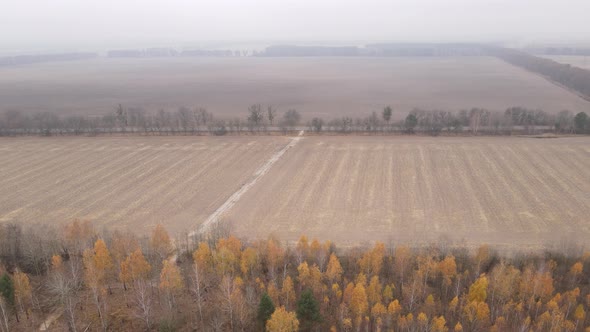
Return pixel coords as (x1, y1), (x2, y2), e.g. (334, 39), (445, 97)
(1, 56), (590, 119)
(1, 135), (589, 249)
(541, 55), (590, 70)
(0, 136), (289, 234)
(228, 136), (590, 249)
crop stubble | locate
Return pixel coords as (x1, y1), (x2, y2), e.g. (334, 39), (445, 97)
(228, 136), (590, 248)
(0, 136), (289, 234)
(0, 136), (588, 249)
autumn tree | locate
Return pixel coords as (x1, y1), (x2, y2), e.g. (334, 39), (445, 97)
(350, 282), (369, 330)
(215, 236), (242, 276)
(83, 240), (114, 331)
(64, 219), (95, 255)
(394, 246), (412, 297)
(120, 249), (152, 329)
(266, 306), (299, 332)
(282, 276), (296, 311)
(150, 224), (172, 260)
(159, 260), (184, 310)
(359, 242), (385, 277)
(13, 270), (32, 321)
(325, 253), (343, 283)
(192, 242), (212, 326)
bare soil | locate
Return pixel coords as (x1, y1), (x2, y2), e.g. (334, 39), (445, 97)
(227, 136), (590, 249)
(1, 57), (589, 119)
(0, 136), (289, 235)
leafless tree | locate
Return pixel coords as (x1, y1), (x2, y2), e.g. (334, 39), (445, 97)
(281, 109), (301, 133)
(247, 104), (264, 132)
(47, 261), (81, 332)
(267, 105), (277, 126)
(190, 263), (206, 328)
(0, 297), (9, 332)
(132, 279), (152, 330)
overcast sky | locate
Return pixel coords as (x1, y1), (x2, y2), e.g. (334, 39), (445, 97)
(2, 0), (590, 52)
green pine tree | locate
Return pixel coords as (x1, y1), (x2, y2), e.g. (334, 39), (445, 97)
(0, 273), (14, 306)
(296, 289), (321, 331)
(257, 292), (275, 330)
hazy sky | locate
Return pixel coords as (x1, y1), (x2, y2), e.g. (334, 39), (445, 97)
(2, 0), (590, 51)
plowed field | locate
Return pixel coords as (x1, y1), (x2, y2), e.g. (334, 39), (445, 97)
(0, 136), (288, 234)
(228, 136), (590, 248)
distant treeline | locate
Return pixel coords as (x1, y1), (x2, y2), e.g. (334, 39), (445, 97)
(524, 46), (590, 56)
(489, 47), (590, 100)
(0, 52), (98, 66)
(107, 48), (248, 58)
(260, 44), (486, 57)
(1, 105), (589, 137)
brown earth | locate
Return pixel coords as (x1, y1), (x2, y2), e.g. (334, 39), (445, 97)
(227, 136), (590, 249)
(1, 135), (589, 250)
(1, 57), (589, 120)
(0, 136), (289, 235)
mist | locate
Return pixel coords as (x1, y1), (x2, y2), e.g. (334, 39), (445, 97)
(2, 0), (590, 53)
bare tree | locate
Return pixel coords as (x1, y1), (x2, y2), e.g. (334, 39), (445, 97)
(47, 260), (81, 332)
(281, 109), (301, 133)
(247, 104), (264, 132)
(0, 297), (9, 332)
(267, 106), (277, 126)
(115, 104), (128, 129)
(176, 107), (192, 133)
(132, 279), (152, 330)
(382, 106), (392, 131)
(309, 118), (324, 133)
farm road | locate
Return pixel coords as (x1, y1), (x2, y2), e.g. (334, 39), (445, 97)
(190, 131), (304, 236)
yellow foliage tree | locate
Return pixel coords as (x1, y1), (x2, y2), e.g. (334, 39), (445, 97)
(266, 306), (299, 332)
(240, 247), (258, 277)
(281, 276), (295, 310)
(325, 253), (343, 283)
(383, 284), (394, 304)
(359, 242), (385, 276)
(350, 282), (369, 325)
(193, 242), (213, 273)
(468, 275), (488, 302)
(120, 248), (151, 284)
(431, 315), (448, 332)
(51, 255), (63, 271)
(367, 275), (382, 306)
(296, 235), (310, 264)
(159, 260), (184, 310)
(13, 269), (32, 319)
(150, 224), (172, 259)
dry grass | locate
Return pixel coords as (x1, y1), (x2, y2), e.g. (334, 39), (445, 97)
(1, 57), (589, 119)
(0, 136), (288, 234)
(228, 136), (590, 249)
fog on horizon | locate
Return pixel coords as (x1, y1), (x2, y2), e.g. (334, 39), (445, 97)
(2, 0), (590, 53)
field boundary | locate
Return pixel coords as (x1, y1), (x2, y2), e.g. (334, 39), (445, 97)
(189, 131), (304, 237)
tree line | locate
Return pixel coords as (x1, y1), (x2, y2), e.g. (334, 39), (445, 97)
(0, 220), (589, 331)
(1, 105), (589, 137)
(490, 47), (590, 101)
